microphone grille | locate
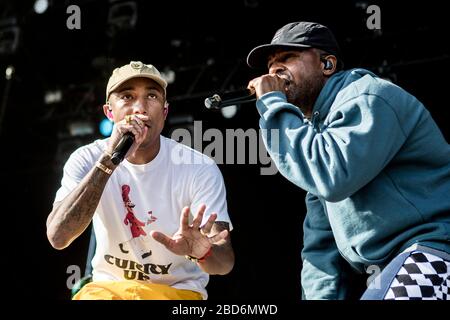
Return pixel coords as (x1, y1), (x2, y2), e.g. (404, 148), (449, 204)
(204, 94), (221, 109)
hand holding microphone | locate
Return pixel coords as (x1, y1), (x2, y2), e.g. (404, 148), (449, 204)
(204, 75), (291, 110)
(247, 74), (291, 99)
(107, 114), (149, 165)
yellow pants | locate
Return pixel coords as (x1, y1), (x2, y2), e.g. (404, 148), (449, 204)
(72, 280), (203, 300)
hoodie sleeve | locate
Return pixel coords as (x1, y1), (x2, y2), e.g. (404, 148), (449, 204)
(301, 192), (350, 299)
(257, 91), (407, 202)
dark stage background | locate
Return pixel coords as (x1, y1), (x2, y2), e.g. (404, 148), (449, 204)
(0, 0), (448, 302)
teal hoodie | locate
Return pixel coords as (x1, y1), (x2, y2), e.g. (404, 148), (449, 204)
(256, 68), (450, 299)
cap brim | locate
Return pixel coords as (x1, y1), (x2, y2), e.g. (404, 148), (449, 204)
(107, 74), (168, 99)
(246, 43), (312, 68)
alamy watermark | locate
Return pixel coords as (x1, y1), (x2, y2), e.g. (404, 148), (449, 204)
(66, 5), (81, 30)
(66, 264), (81, 289)
(169, 121), (279, 176)
(366, 264), (381, 289)
(366, 4), (381, 30)
(65, 4), (382, 32)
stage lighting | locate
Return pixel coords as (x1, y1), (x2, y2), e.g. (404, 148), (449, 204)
(161, 68), (176, 85)
(221, 105), (238, 119)
(5, 65), (14, 80)
(44, 90), (62, 104)
(68, 121), (95, 137)
(99, 117), (113, 137)
(34, 0), (49, 14)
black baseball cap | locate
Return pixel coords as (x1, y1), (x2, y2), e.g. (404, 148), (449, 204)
(247, 21), (342, 68)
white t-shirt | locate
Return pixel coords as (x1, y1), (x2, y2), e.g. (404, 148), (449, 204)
(54, 135), (232, 299)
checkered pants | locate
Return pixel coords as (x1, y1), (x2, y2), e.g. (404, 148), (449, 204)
(384, 251), (450, 300)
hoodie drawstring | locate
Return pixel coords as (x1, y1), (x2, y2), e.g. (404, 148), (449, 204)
(312, 111), (320, 132)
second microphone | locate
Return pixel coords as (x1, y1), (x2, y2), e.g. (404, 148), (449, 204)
(205, 88), (256, 109)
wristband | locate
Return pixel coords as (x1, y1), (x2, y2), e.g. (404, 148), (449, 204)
(185, 247), (212, 263)
(95, 161), (113, 175)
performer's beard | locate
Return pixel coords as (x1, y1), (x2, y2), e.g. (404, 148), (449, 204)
(286, 73), (325, 118)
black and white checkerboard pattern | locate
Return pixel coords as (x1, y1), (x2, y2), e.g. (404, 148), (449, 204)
(384, 251), (450, 300)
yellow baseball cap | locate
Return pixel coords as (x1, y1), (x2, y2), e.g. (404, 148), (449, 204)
(106, 61), (167, 102)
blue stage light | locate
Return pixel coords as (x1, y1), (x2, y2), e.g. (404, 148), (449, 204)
(99, 118), (113, 137)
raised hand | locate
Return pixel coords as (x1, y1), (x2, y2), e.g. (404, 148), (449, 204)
(150, 204), (228, 259)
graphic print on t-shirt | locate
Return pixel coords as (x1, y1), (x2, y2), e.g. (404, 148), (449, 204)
(103, 184), (173, 280)
(147, 211), (158, 225)
(122, 184), (147, 237)
(119, 184), (155, 259)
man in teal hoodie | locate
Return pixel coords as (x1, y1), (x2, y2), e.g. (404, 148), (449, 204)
(247, 21), (450, 300)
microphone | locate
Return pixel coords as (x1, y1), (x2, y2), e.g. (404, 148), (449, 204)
(204, 88), (256, 109)
(110, 132), (135, 165)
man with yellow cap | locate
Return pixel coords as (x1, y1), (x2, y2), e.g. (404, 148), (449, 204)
(46, 61), (235, 300)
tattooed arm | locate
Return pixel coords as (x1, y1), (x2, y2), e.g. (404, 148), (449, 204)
(46, 153), (116, 250)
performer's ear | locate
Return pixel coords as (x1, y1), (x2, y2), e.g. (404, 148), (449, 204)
(163, 102), (169, 118)
(320, 55), (337, 76)
(104, 102), (114, 120)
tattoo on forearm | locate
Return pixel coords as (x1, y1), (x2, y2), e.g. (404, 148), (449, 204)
(48, 156), (115, 246)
